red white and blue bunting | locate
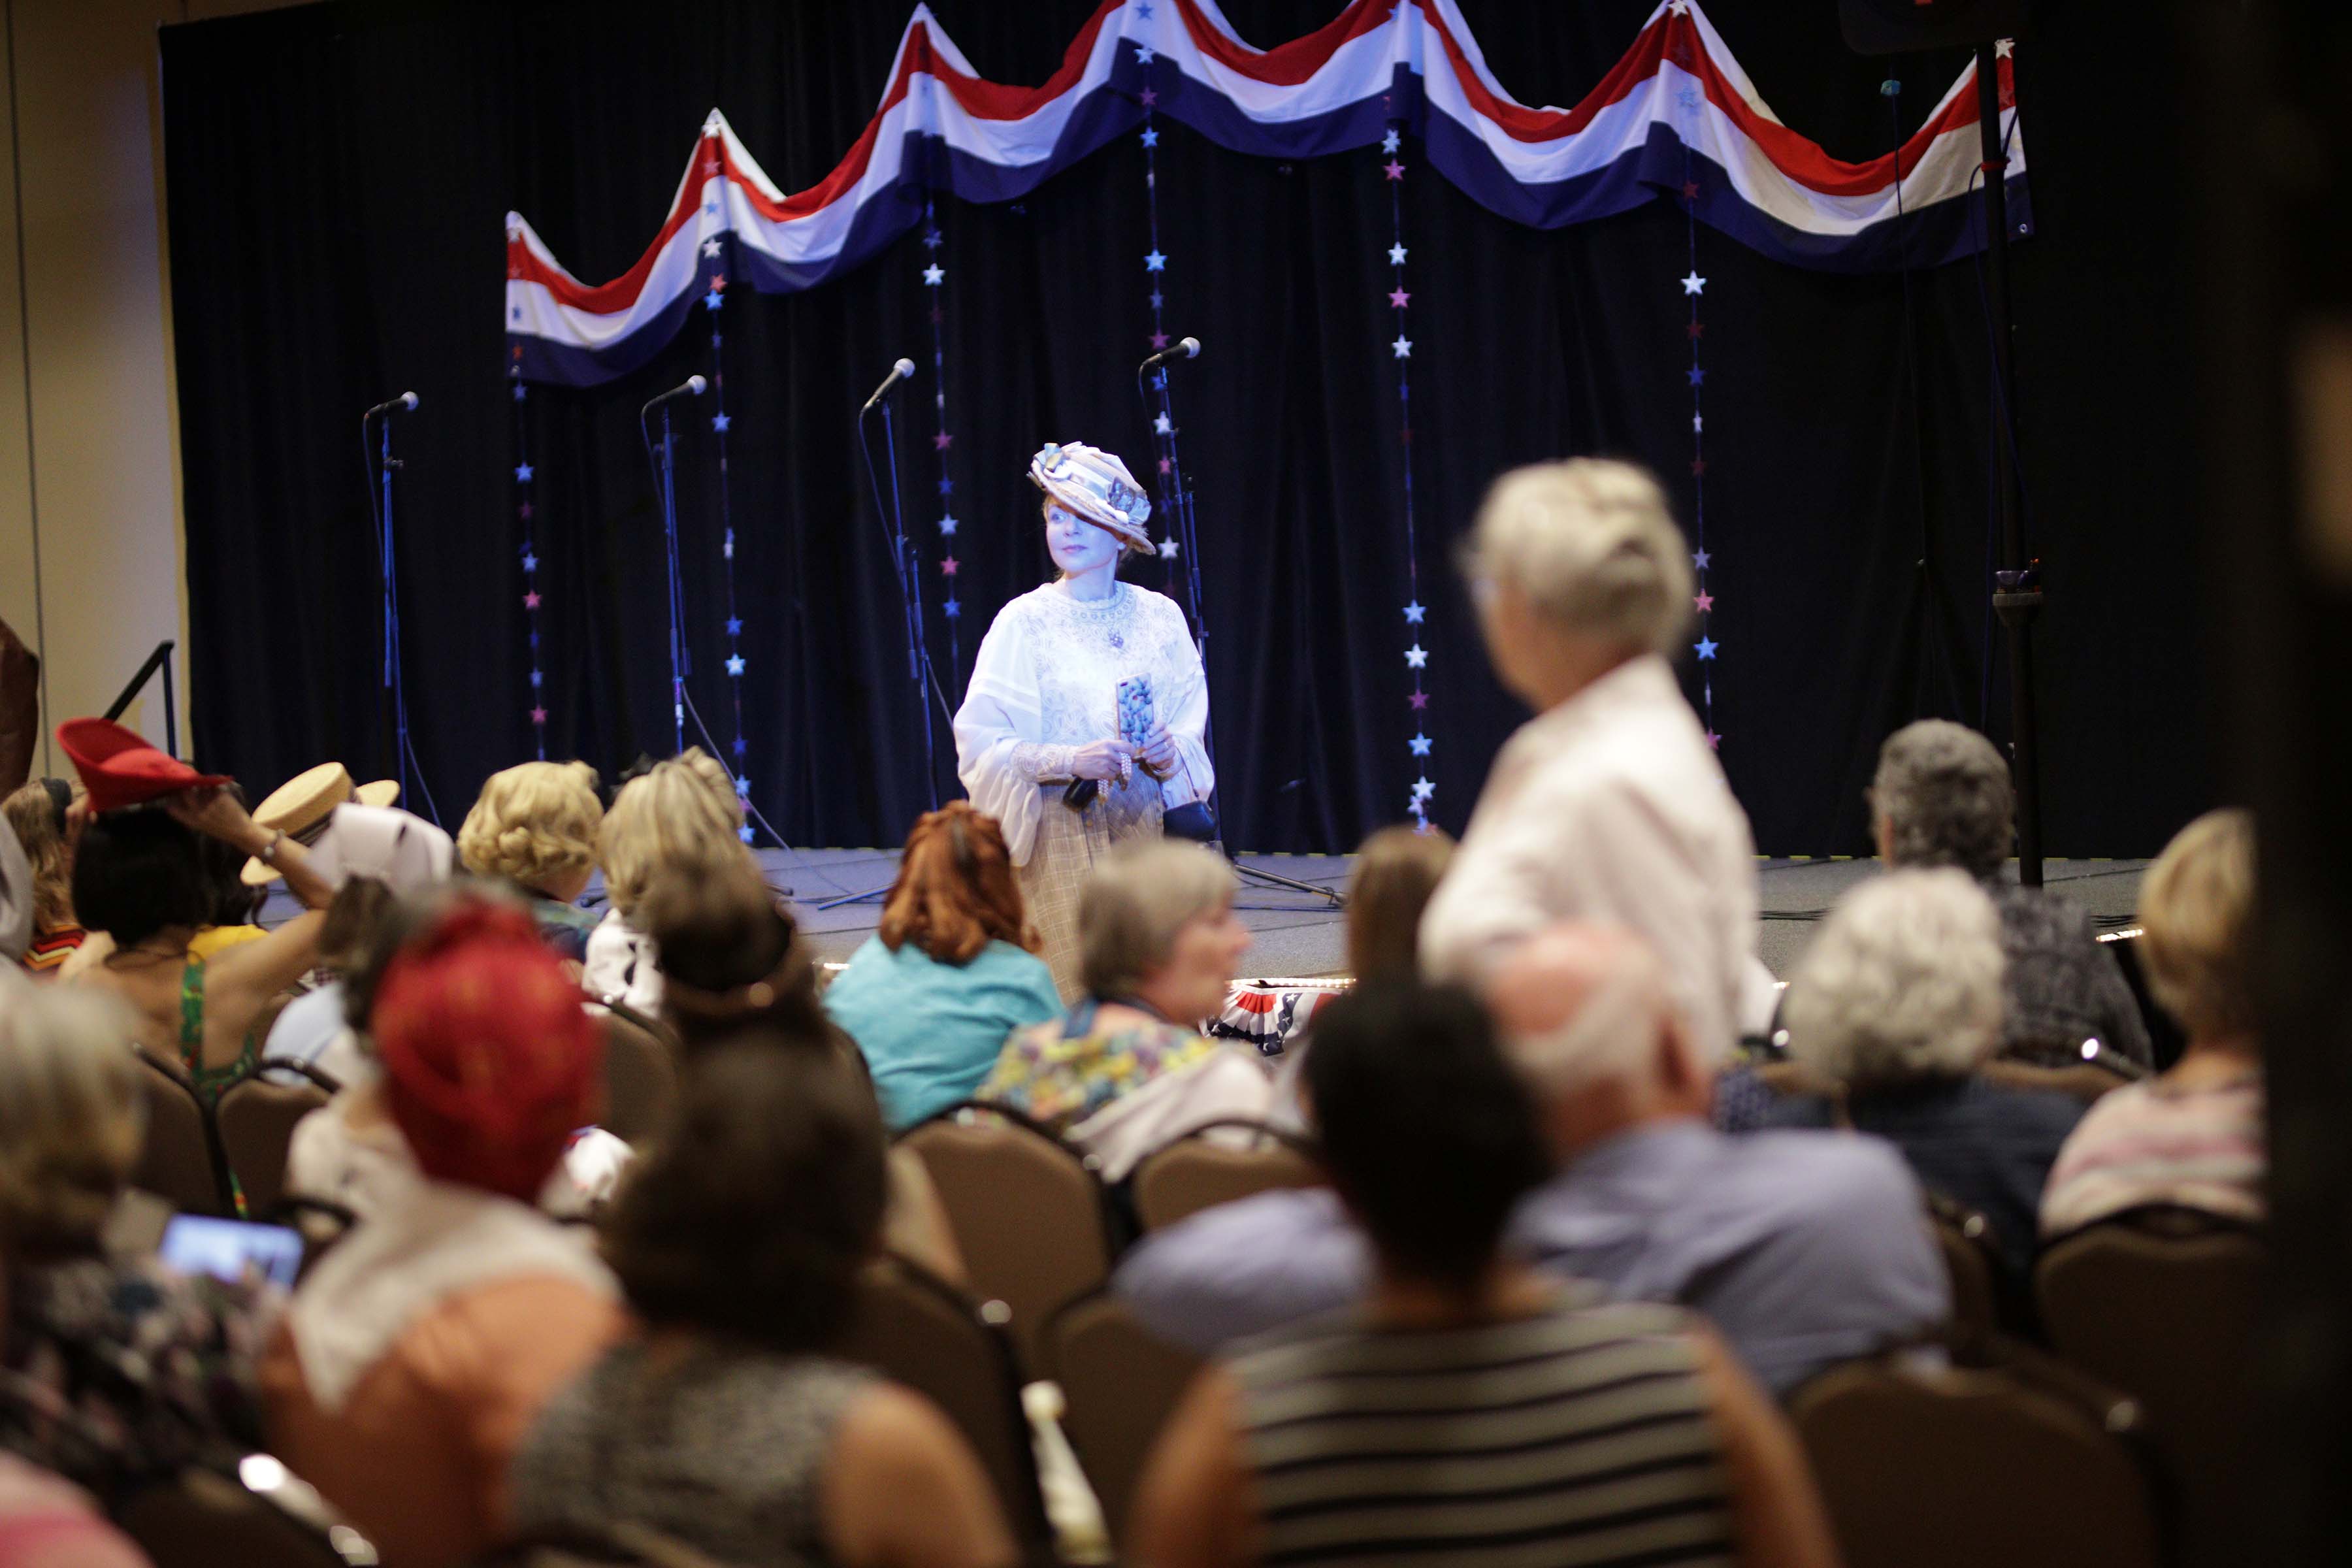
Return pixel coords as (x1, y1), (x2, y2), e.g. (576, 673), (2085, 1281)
(504, 0), (2027, 385)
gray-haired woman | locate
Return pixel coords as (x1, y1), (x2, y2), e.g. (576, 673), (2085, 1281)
(976, 840), (1267, 1180)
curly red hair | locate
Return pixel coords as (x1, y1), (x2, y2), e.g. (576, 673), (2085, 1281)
(877, 804), (1038, 966)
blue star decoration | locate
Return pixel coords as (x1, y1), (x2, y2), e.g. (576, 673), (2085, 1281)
(943, 598), (962, 619)
(1141, 127), (1158, 149)
(937, 476), (955, 497)
(738, 825), (755, 845)
(704, 287), (723, 312)
(1405, 644), (1428, 669)
(1409, 733), (1433, 757)
(712, 412), (730, 433)
(735, 775), (751, 799)
(1693, 547), (1711, 570)
(1381, 128), (1401, 154)
(530, 668), (544, 688)
(725, 616), (742, 636)
(922, 227), (943, 250)
(521, 553), (538, 573)
(923, 263), (944, 286)
(726, 653), (746, 676)
(1403, 600), (1426, 624)
(1149, 289), (1164, 310)
(512, 384), (527, 402)
(514, 462), (533, 483)
(1145, 250), (1167, 272)
(1694, 636), (1719, 660)
(1411, 777), (1435, 803)
(939, 514), (959, 537)
(732, 736), (747, 759)
(1687, 366), (1707, 387)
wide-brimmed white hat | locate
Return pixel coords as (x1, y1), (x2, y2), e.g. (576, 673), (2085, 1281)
(1030, 441), (1154, 555)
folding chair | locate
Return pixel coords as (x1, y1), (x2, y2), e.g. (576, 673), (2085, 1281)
(833, 1254), (1054, 1559)
(1982, 1056), (2138, 1105)
(897, 1102), (1114, 1374)
(1130, 1119), (1324, 1233)
(1791, 1343), (2163, 1568)
(130, 1048), (230, 1218)
(597, 1002), (679, 1146)
(117, 1459), (377, 1568)
(1925, 1194), (2005, 1347)
(2038, 1205), (2266, 1568)
(214, 1062), (336, 1220)
(1041, 1292), (1204, 1548)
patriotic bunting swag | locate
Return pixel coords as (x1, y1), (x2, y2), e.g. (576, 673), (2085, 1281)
(500, 0), (2027, 826)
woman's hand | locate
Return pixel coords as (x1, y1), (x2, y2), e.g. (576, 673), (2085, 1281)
(165, 785), (265, 853)
(1136, 725), (1181, 777)
(1070, 740), (1136, 783)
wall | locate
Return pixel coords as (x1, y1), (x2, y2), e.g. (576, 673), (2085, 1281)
(0, 0), (301, 780)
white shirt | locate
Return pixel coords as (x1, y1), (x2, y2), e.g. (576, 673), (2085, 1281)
(1419, 654), (1759, 1061)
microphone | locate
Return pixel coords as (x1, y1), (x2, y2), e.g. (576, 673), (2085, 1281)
(642, 374), (708, 414)
(365, 391), (419, 418)
(1139, 336), (1201, 374)
(862, 357), (918, 413)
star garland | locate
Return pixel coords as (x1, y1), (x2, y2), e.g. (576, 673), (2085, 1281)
(507, 333), (547, 757)
(921, 199), (964, 670)
(1670, 29), (1721, 752)
(699, 228), (756, 841)
(1381, 124), (1435, 830)
(1133, 17), (1193, 602)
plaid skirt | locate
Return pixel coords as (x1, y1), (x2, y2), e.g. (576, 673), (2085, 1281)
(1019, 774), (1165, 1002)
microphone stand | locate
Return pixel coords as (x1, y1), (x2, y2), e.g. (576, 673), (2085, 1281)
(1137, 359), (1341, 909)
(362, 407), (440, 826)
(817, 380), (956, 911)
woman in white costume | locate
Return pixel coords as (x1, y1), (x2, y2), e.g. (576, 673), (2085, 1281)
(955, 442), (1214, 999)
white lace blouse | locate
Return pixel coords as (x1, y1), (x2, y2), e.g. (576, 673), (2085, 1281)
(955, 581), (1214, 864)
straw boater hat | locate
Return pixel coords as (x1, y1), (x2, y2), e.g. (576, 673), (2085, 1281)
(1029, 441), (1154, 555)
(240, 762), (401, 885)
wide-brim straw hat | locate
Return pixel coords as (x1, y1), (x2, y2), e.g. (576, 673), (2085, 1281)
(241, 762), (401, 885)
(1029, 440), (1155, 555)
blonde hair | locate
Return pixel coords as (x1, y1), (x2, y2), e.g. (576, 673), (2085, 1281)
(1465, 459), (1694, 655)
(0, 987), (142, 1256)
(457, 760), (602, 894)
(599, 749), (752, 921)
(2138, 808), (2257, 1039)
(1347, 826), (1455, 983)
(1077, 840), (1238, 998)
(1, 781), (74, 931)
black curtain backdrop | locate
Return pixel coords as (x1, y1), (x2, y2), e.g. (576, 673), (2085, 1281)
(159, 0), (2204, 857)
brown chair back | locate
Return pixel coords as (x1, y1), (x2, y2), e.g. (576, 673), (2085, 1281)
(215, 1074), (331, 1220)
(1926, 1196), (2004, 1346)
(2037, 1207), (2266, 1568)
(1982, 1058), (2134, 1105)
(833, 1256), (1053, 1556)
(118, 1465), (376, 1568)
(1132, 1120), (1324, 1233)
(1042, 1292), (1203, 1547)
(1790, 1350), (2162, 1568)
(897, 1104), (1112, 1373)
(598, 1004), (679, 1146)
(130, 1049), (229, 1217)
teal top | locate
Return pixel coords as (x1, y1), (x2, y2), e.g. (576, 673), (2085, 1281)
(824, 936), (1065, 1130)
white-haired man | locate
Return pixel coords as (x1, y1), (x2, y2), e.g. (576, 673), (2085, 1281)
(1420, 460), (1767, 1060)
(1115, 923), (1948, 1395)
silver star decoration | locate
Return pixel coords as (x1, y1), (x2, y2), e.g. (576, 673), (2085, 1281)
(1692, 413), (1704, 433)
(1158, 538), (1180, 560)
(1134, 42), (1155, 63)
(1409, 733), (1432, 757)
(1404, 644), (1428, 668)
(726, 653), (746, 676)
(923, 264), (944, 286)
(1681, 270), (1707, 295)
(1153, 411), (1173, 434)
(1392, 334), (1413, 359)
(1388, 242), (1408, 266)
(939, 514), (959, 536)
(1381, 128), (1400, 154)
(1411, 776), (1435, 802)
(700, 238), (721, 258)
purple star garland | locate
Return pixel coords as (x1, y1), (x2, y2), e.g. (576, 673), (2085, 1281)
(921, 199), (964, 664)
(1382, 124), (1435, 830)
(508, 341), (547, 757)
(702, 240), (756, 838)
(1678, 140), (1720, 753)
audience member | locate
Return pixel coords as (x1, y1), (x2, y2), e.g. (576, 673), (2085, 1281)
(979, 840), (1267, 1181)
(58, 721), (333, 1105)
(0, 986), (270, 1505)
(0, 1450), (154, 1568)
(1343, 824), (1455, 983)
(823, 803), (1063, 1130)
(2043, 809), (2262, 1236)
(584, 749), (749, 1012)
(1130, 980), (1840, 1568)
(1776, 869), (2084, 1281)
(638, 857), (967, 1282)
(186, 781), (269, 962)
(283, 883), (625, 1224)
(1, 782), (83, 975)
(262, 801), (455, 1085)
(1117, 924), (1946, 1394)
(0, 813), (28, 966)
(1872, 719), (2151, 1066)
(262, 900), (625, 1568)
(456, 760), (603, 963)
(512, 1043), (1017, 1568)
(1419, 460), (1762, 1061)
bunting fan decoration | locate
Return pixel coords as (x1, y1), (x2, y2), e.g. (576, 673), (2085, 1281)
(502, 0), (2029, 385)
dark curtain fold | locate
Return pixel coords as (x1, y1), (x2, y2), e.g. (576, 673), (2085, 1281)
(160, 0), (2206, 855)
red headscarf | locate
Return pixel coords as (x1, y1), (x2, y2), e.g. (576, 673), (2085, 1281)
(370, 901), (598, 1201)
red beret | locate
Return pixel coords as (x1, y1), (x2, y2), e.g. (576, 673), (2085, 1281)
(371, 901), (598, 1201)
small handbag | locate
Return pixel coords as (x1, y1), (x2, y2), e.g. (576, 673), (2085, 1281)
(1162, 800), (1218, 843)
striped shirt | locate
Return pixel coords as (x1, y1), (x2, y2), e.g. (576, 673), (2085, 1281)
(2038, 1070), (2265, 1238)
(14, 924), (85, 978)
(1226, 1290), (1733, 1568)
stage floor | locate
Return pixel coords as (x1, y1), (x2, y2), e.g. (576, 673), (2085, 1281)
(765, 849), (2153, 981)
